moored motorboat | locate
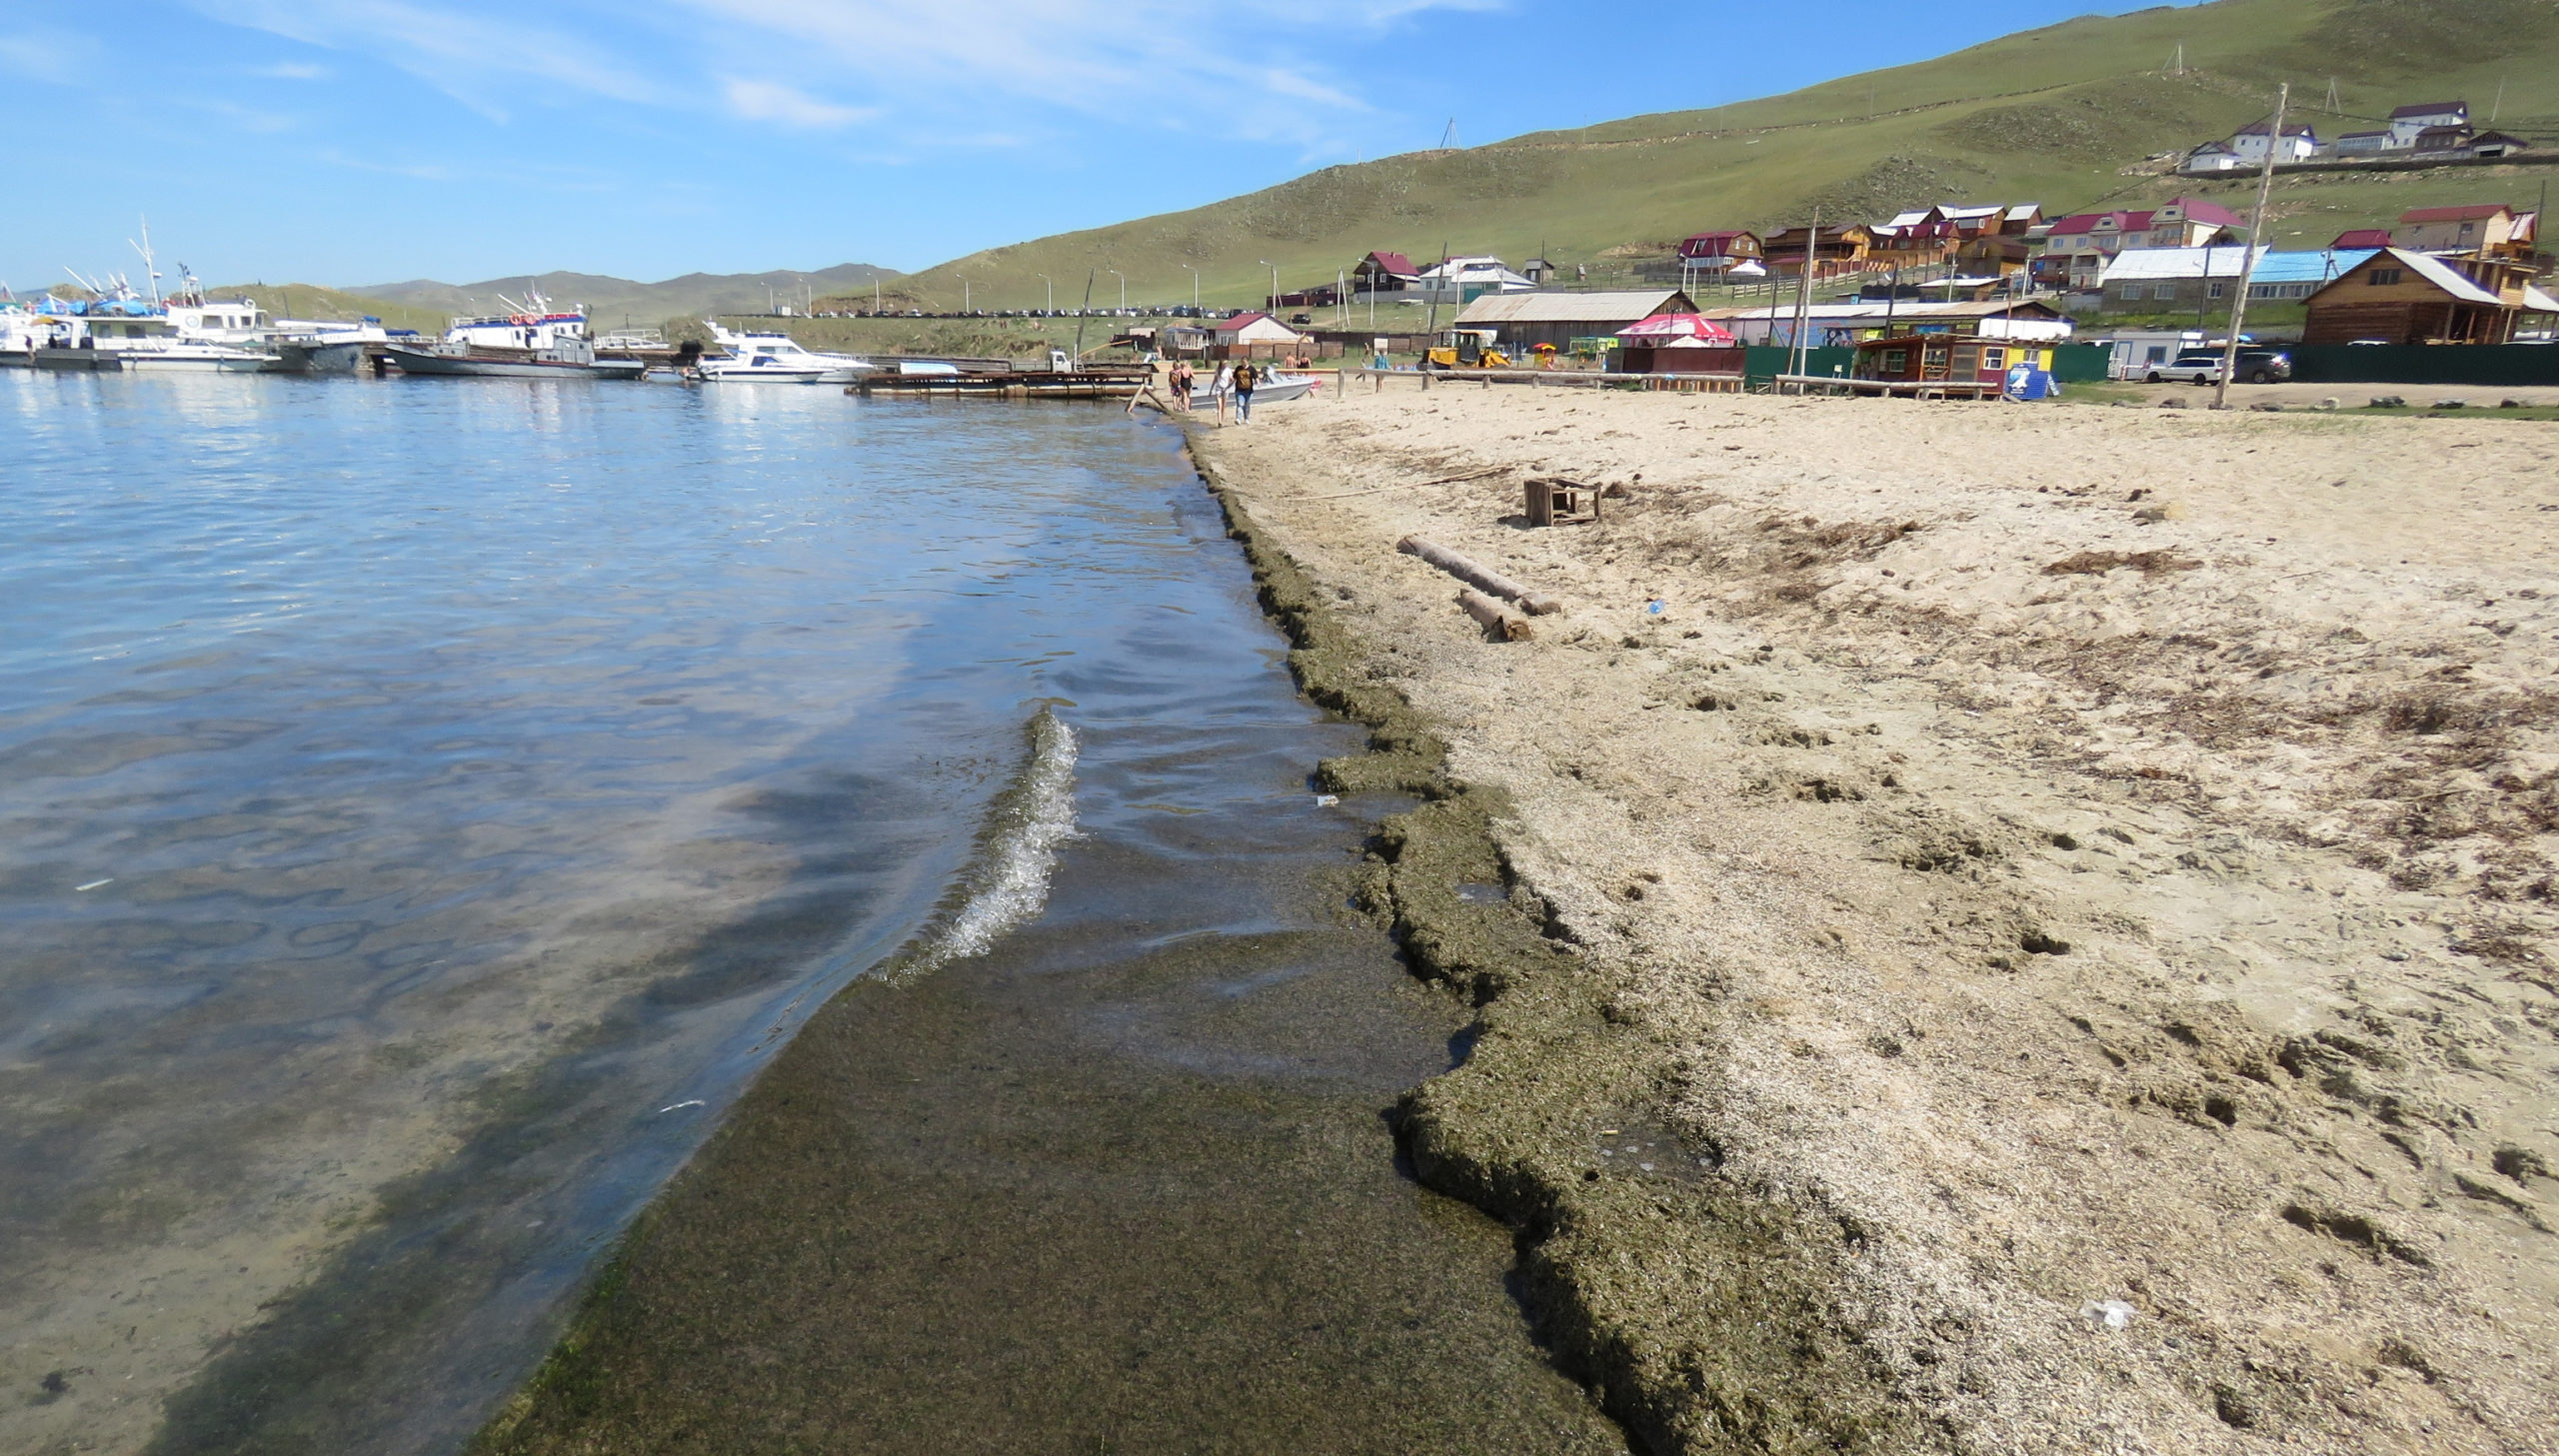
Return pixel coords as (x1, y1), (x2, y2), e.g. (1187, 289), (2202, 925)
(1188, 372), (1320, 409)
(387, 292), (638, 379)
(696, 323), (873, 384)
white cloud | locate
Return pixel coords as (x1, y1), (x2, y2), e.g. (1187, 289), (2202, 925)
(722, 78), (875, 130)
(180, 0), (1495, 151)
(253, 60), (330, 79)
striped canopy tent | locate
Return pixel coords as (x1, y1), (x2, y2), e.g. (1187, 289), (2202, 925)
(1614, 313), (1737, 343)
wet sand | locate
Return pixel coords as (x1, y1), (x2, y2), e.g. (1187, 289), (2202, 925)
(469, 474), (1627, 1455)
(1194, 386), (2559, 1453)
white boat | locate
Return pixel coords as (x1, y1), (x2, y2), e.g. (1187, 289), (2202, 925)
(1189, 372), (1320, 409)
(696, 323), (873, 384)
(389, 291), (640, 379)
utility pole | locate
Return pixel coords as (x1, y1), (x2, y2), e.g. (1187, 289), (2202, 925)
(1109, 269), (1126, 312)
(1787, 207), (1819, 386)
(873, 278), (881, 313)
(1072, 270), (1095, 359)
(1258, 259), (1279, 313)
(963, 277), (971, 312)
(1181, 264), (1200, 311)
(2216, 82), (2287, 411)
(1038, 273), (1053, 313)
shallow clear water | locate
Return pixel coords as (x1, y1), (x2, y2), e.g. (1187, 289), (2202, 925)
(0, 371), (1614, 1455)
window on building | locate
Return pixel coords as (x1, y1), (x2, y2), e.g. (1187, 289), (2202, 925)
(2370, 268), (2403, 286)
(1982, 347), (2007, 371)
(2207, 282), (2226, 299)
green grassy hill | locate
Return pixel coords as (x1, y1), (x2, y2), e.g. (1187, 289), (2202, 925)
(358, 264), (899, 332)
(867, 0), (2559, 313)
(206, 283), (450, 335)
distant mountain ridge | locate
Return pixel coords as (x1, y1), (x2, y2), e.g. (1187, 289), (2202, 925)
(357, 264), (900, 328)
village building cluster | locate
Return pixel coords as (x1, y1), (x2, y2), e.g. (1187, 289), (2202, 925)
(1210, 177), (2553, 382)
(2182, 100), (2530, 173)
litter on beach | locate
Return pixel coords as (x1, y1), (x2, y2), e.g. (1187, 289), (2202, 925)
(1314, 793), (1339, 806)
(74, 878), (113, 891)
(657, 1099), (707, 1114)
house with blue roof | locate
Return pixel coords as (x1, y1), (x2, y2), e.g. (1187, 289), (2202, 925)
(2093, 246), (2377, 313)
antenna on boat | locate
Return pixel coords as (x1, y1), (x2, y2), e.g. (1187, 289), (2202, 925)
(128, 217), (163, 304)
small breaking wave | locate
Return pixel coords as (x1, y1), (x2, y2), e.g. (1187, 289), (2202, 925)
(876, 707), (1079, 982)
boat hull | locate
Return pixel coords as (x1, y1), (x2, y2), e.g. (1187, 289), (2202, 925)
(386, 346), (617, 379)
(1189, 374), (1320, 409)
(117, 351), (273, 373)
(271, 340), (368, 374)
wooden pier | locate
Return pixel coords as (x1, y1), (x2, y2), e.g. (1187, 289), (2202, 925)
(1347, 367), (1741, 394)
(851, 368), (1151, 401)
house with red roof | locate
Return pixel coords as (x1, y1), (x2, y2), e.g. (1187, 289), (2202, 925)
(1676, 231), (1762, 267)
(1350, 252), (1418, 295)
(2039, 199), (2246, 290)
(2332, 228), (2395, 250)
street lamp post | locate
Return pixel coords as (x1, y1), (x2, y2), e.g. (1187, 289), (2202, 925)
(1108, 269), (1126, 312)
(1258, 259), (1280, 312)
(1182, 265), (1200, 311)
(1037, 273), (1052, 313)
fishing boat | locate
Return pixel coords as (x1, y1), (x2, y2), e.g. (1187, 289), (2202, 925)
(385, 292), (643, 379)
(694, 323), (873, 384)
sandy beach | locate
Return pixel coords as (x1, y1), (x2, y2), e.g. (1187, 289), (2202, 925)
(1194, 384), (2559, 1454)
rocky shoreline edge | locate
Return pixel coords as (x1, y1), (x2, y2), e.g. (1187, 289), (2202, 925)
(1187, 430), (1911, 1454)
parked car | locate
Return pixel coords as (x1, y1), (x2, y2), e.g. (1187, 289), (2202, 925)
(2146, 348), (2291, 385)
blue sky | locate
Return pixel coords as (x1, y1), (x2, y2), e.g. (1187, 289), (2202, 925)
(2, 1), (2179, 289)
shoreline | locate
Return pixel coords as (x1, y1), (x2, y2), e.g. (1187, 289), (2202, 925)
(1188, 431), (1914, 1451)
(1190, 389), (2559, 1452)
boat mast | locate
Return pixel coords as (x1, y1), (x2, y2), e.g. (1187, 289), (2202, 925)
(128, 218), (163, 305)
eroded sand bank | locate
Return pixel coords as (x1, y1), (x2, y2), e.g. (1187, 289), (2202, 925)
(1196, 385), (2559, 1454)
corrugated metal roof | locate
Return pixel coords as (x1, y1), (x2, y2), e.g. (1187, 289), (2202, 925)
(1453, 290), (1684, 325)
(2377, 249), (2507, 306)
(2102, 248), (2376, 284)
(1700, 300), (2064, 322)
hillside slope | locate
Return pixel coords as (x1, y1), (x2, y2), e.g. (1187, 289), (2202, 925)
(359, 263), (899, 330)
(878, 0), (2559, 312)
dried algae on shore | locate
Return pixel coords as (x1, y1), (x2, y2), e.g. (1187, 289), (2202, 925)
(1195, 389), (2559, 1455)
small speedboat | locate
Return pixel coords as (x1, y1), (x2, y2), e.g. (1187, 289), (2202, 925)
(1189, 372), (1320, 409)
(696, 323), (873, 384)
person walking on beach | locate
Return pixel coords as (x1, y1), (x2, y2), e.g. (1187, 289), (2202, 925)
(1211, 361), (1235, 425)
(1233, 358), (1259, 424)
(1168, 359), (1194, 412)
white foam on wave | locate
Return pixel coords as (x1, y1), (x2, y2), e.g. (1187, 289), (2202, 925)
(903, 709), (1079, 977)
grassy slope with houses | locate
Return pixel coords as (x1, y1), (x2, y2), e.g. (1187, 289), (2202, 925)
(860, 0), (2559, 316)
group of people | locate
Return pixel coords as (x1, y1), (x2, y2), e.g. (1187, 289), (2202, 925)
(1162, 358), (1262, 425)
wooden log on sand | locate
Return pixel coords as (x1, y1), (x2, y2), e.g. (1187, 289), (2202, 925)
(1457, 589), (1534, 642)
(1397, 535), (1562, 615)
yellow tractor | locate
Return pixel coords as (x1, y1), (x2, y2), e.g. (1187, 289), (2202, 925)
(1423, 328), (1510, 370)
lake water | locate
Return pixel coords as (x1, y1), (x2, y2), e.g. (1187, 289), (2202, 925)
(0, 372), (1618, 1454)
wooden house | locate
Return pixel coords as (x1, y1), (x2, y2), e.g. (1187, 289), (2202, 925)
(1676, 231), (1762, 270)
(1350, 252), (1418, 295)
(2300, 248), (2542, 345)
(1762, 224), (1874, 279)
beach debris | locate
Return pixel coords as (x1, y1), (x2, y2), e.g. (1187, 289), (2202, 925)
(2369, 395), (2407, 409)
(1397, 535), (1561, 614)
(657, 1099), (707, 1114)
(2079, 1299), (2137, 1332)
(74, 878), (113, 892)
(1522, 477), (1602, 527)
(1314, 793), (1339, 807)
(1646, 600), (1666, 616)
(1457, 588), (1534, 642)
(2157, 398), (2187, 409)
